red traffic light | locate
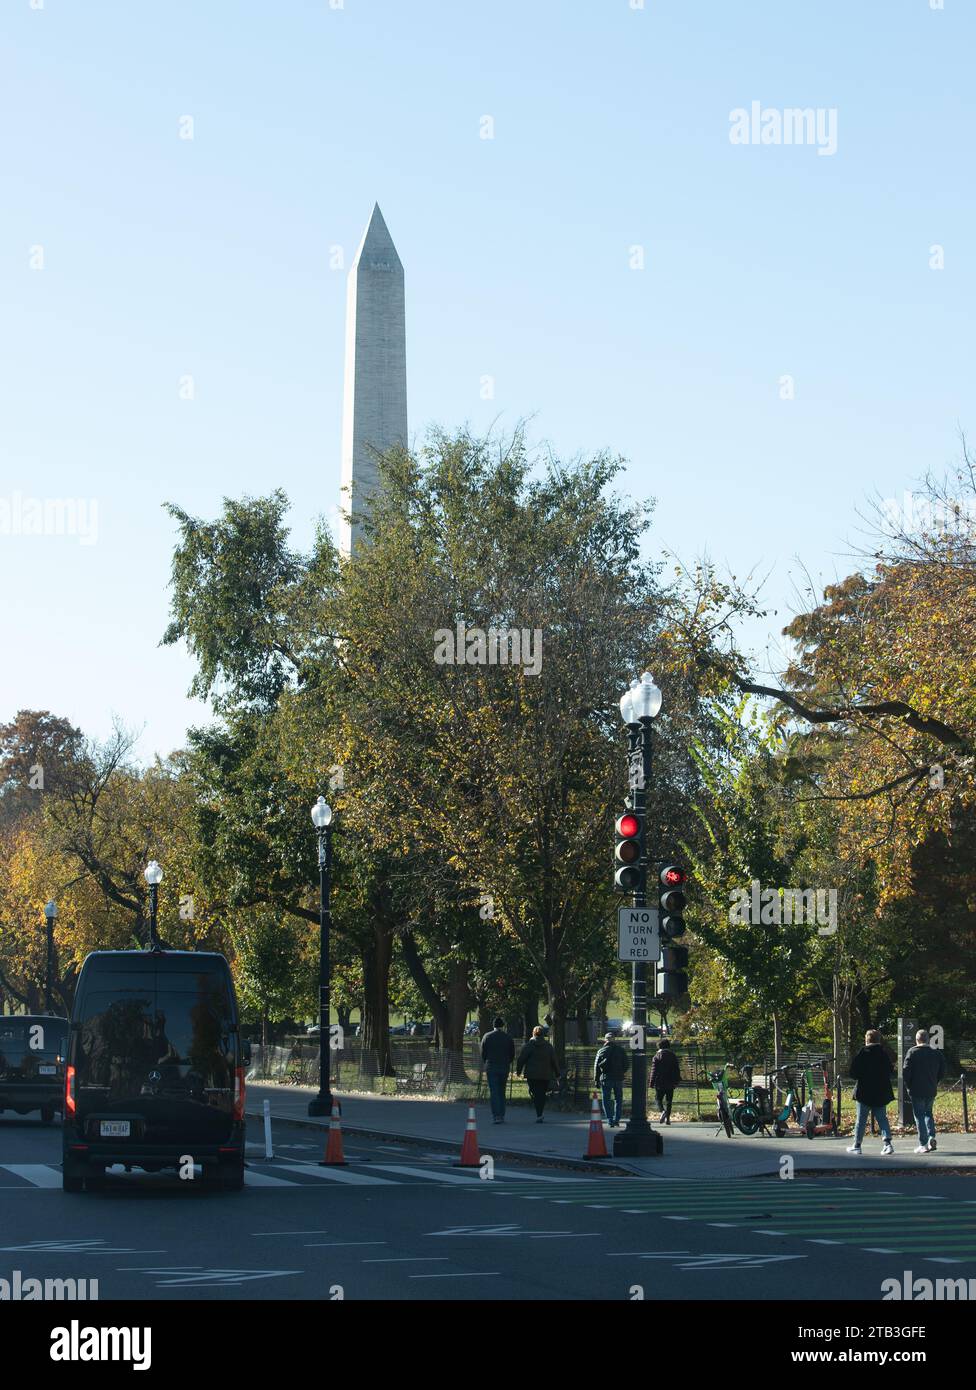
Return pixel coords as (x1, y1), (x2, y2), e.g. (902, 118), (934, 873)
(660, 865), (687, 887)
(617, 813), (640, 839)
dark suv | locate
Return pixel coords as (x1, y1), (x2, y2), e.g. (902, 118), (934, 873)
(0, 1014), (68, 1122)
(63, 948), (246, 1193)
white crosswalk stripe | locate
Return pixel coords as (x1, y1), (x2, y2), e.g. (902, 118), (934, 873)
(271, 1162), (397, 1186)
(0, 1164), (62, 1188)
(0, 1160), (574, 1191)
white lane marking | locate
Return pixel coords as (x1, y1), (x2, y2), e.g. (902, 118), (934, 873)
(245, 1171), (297, 1187)
(483, 1170), (576, 1183)
(369, 1164), (489, 1186)
(408, 1271), (501, 1279)
(361, 1257), (449, 1263)
(304, 1241), (386, 1248)
(119, 1265), (300, 1287)
(1, 1164), (62, 1188)
(251, 1230), (331, 1236)
(274, 1162), (396, 1186)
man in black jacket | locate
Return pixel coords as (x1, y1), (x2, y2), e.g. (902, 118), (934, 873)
(649, 1039), (681, 1124)
(481, 1018), (516, 1124)
(593, 1033), (629, 1127)
(847, 1029), (895, 1155)
(903, 1028), (947, 1153)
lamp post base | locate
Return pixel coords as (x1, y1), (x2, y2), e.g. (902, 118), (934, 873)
(613, 1125), (663, 1158)
(307, 1094), (334, 1117)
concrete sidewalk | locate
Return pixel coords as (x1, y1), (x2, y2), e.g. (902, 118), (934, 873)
(246, 1082), (976, 1179)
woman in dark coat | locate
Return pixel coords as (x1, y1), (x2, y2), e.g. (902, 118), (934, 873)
(516, 1026), (560, 1122)
(847, 1029), (895, 1155)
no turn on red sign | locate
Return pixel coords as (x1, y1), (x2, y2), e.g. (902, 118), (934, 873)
(617, 907), (660, 962)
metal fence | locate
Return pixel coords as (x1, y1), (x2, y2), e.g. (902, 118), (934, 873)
(247, 1038), (971, 1129)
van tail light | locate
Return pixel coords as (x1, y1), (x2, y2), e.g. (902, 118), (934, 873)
(233, 1067), (245, 1121)
(65, 1065), (76, 1116)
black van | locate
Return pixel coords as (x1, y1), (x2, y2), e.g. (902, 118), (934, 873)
(63, 948), (246, 1193)
(0, 1015), (68, 1122)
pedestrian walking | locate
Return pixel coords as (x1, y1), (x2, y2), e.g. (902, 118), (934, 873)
(481, 1017), (516, 1124)
(516, 1025), (560, 1122)
(593, 1032), (629, 1128)
(649, 1037), (681, 1124)
(847, 1028), (896, 1155)
(903, 1027), (947, 1153)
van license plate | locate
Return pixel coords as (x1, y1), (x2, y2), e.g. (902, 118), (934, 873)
(38, 1065), (56, 1075)
(100, 1121), (130, 1137)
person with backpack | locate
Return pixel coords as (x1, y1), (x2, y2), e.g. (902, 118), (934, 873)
(593, 1033), (629, 1128)
(649, 1038), (681, 1124)
(516, 1025), (560, 1122)
(480, 1017), (516, 1125)
(847, 1028), (896, 1155)
(903, 1027), (947, 1153)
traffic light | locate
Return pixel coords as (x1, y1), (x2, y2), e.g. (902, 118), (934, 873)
(658, 865), (689, 999)
(660, 943), (689, 999)
(659, 864), (687, 937)
(614, 811), (643, 892)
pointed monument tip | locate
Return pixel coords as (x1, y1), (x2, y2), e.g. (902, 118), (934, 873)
(353, 202), (401, 270)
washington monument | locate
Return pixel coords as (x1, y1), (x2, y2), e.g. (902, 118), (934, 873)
(339, 204), (407, 555)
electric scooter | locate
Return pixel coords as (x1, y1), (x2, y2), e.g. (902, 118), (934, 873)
(733, 1064), (802, 1137)
(709, 1065), (735, 1138)
(799, 1058), (839, 1138)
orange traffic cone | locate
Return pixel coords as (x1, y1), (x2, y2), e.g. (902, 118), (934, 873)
(319, 1101), (347, 1166)
(583, 1091), (609, 1160)
(454, 1104), (481, 1168)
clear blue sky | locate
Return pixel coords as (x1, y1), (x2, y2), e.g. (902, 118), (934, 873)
(2, 1), (973, 761)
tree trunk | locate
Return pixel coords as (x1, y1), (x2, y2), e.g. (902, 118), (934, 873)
(772, 1011), (783, 1099)
(398, 932), (470, 1083)
(261, 1010), (269, 1052)
(521, 985), (539, 1040)
(575, 997), (591, 1046)
(360, 928), (394, 1077)
(337, 1004), (352, 1033)
(852, 972), (872, 1040)
(547, 986), (568, 1070)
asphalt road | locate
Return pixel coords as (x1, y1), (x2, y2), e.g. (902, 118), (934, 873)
(2, 1112), (975, 1301)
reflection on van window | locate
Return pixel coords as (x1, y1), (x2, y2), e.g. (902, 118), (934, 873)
(79, 975), (232, 1099)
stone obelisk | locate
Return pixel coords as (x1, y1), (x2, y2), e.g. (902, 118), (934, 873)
(339, 204), (407, 555)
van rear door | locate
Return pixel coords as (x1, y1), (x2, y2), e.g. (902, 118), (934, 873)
(74, 960), (236, 1147)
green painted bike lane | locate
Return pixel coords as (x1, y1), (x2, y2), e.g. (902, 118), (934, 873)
(481, 1178), (976, 1261)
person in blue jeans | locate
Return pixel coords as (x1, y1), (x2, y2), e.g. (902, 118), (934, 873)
(480, 1018), (515, 1124)
(593, 1033), (629, 1128)
(847, 1029), (896, 1155)
(903, 1027), (947, 1153)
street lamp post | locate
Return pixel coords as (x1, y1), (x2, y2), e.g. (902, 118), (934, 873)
(43, 900), (58, 1012)
(614, 671), (663, 1159)
(144, 861), (163, 949)
(308, 796), (334, 1118)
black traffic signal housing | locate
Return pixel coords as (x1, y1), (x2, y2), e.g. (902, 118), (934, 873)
(614, 810), (643, 893)
(658, 865), (689, 999)
(659, 864), (687, 937)
(660, 943), (689, 999)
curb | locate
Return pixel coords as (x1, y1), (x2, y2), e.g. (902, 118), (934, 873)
(245, 1107), (633, 1176)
